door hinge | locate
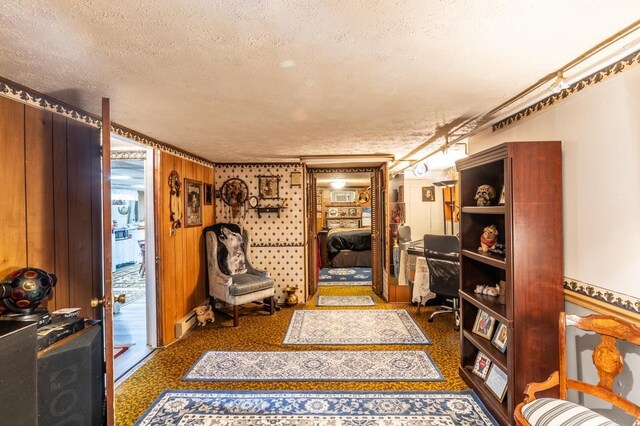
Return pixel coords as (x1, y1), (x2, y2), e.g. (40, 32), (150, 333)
(99, 146), (103, 157)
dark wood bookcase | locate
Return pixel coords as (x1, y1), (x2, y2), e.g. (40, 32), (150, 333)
(456, 141), (563, 425)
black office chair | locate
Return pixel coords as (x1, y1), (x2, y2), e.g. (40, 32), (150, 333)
(423, 234), (460, 331)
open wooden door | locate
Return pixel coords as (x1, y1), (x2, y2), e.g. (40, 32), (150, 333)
(100, 98), (116, 425)
(306, 170), (318, 297)
(370, 164), (388, 295)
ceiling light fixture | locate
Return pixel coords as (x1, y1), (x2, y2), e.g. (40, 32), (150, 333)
(330, 180), (346, 189)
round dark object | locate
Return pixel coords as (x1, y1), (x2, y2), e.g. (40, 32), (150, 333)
(2, 268), (57, 314)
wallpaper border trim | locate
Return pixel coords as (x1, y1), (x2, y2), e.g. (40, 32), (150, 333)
(0, 76), (101, 126)
(215, 162), (302, 168)
(309, 167), (378, 173)
(564, 277), (640, 325)
(111, 150), (147, 160)
(0, 76), (215, 167)
(251, 242), (304, 248)
(492, 48), (640, 131)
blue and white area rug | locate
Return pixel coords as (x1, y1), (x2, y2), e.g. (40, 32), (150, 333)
(318, 267), (372, 286)
(316, 295), (375, 306)
(183, 350), (444, 382)
(135, 390), (497, 425)
(283, 309), (431, 345)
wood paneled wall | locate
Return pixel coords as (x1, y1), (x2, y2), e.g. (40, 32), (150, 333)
(156, 151), (214, 345)
(0, 96), (102, 318)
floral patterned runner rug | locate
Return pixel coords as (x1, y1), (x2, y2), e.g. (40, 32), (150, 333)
(283, 309), (431, 345)
(135, 390), (497, 425)
(183, 350), (443, 382)
(316, 295), (375, 306)
(318, 267), (371, 286)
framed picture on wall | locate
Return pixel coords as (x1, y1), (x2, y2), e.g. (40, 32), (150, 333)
(290, 171), (302, 187)
(258, 175), (280, 199)
(422, 186), (435, 202)
(204, 183), (213, 205)
(184, 178), (203, 227)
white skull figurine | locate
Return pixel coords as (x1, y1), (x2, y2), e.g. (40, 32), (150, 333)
(474, 184), (497, 206)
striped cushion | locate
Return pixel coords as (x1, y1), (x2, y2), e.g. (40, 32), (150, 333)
(228, 273), (274, 296)
(522, 398), (619, 426)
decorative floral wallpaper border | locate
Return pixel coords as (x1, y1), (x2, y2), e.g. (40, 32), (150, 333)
(493, 48), (640, 131)
(564, 277), (640, 315)
(0, 76), (214, 167)
(111, 150), (147, 160)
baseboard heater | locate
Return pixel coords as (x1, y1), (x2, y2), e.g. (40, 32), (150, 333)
(174, 299), (209, 339)
(175, 311), (197, 339)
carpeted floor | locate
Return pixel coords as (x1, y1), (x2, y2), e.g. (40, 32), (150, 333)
(318, 267), (372, 285)
(115, 286), (467, 425)
(112, 264), (146, 306)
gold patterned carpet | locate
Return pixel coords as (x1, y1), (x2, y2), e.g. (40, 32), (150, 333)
(115, 286), (467, 425)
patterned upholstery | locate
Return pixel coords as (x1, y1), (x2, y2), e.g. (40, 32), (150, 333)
(203, 223), (275, 326)
(522, 398), (619, 426)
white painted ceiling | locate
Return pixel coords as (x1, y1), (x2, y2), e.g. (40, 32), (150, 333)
(1, 1), (640, 163)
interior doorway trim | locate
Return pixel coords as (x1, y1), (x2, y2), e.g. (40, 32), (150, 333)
(306, 167), (385, 296)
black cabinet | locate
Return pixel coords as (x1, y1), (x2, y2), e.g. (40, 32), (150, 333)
(0, 321), (38, 426)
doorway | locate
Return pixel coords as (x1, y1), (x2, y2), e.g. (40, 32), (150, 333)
(306, 167), (385, 298)
(110, 135), (157, 379)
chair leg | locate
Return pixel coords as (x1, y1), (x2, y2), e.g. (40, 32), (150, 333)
(233, 304), (239, 327)
(269, 296), (275, 315)
(427, 298), (460, 331)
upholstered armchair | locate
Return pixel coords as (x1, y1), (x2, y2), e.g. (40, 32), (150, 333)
(204, 223), (275, 326)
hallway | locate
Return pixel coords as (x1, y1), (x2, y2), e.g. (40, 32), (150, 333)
(115, 286), (465, 424)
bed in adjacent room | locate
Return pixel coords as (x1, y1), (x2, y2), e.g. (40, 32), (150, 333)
(326, 227), (372, 267)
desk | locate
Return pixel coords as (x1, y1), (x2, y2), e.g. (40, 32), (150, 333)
(112, 236), (141, 271)
(399, 243), (435, 305)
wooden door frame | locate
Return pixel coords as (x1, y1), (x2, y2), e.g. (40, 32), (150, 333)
(101, 98), (115, 425)
(305, 166), (387, 296)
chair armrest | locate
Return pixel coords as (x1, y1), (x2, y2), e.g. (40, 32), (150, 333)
(522, 371), (560, 404)
(514, 371), (560, 426)
(215, 271), (232, 286)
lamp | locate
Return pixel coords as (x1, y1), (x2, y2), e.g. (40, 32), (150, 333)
(434, 180), (458, 235)
(548, 71), (569, 94)
(330, 180), (346, 189)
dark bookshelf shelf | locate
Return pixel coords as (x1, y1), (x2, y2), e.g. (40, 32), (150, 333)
(459, 366), (509, 425)
(462, 330), (507, 371)
(461, 206), (505, 215)
(460, 290), (508, 323)
(456, 141), (563, 425)
(461, 249), (506, 269)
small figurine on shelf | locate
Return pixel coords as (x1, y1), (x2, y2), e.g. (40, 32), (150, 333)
(474, 184), (497, 206)
(488, 243), (506, 256)
(473, 284), (499, 297)
(479, 225), (499, 252)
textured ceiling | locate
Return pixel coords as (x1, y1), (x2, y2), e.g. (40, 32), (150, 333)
(1, 1), (640, 163)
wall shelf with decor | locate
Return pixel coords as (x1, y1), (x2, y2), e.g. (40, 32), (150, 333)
(456, 141), (563, 426)
(254, 206), (286, 218)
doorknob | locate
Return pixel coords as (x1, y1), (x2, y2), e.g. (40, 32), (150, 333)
(91, 294), (126, 308)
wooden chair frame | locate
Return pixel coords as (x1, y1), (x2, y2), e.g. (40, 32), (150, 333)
(514, 312), (640, 425)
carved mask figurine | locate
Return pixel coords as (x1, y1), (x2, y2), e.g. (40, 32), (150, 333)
(474, 184), (497, 206)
